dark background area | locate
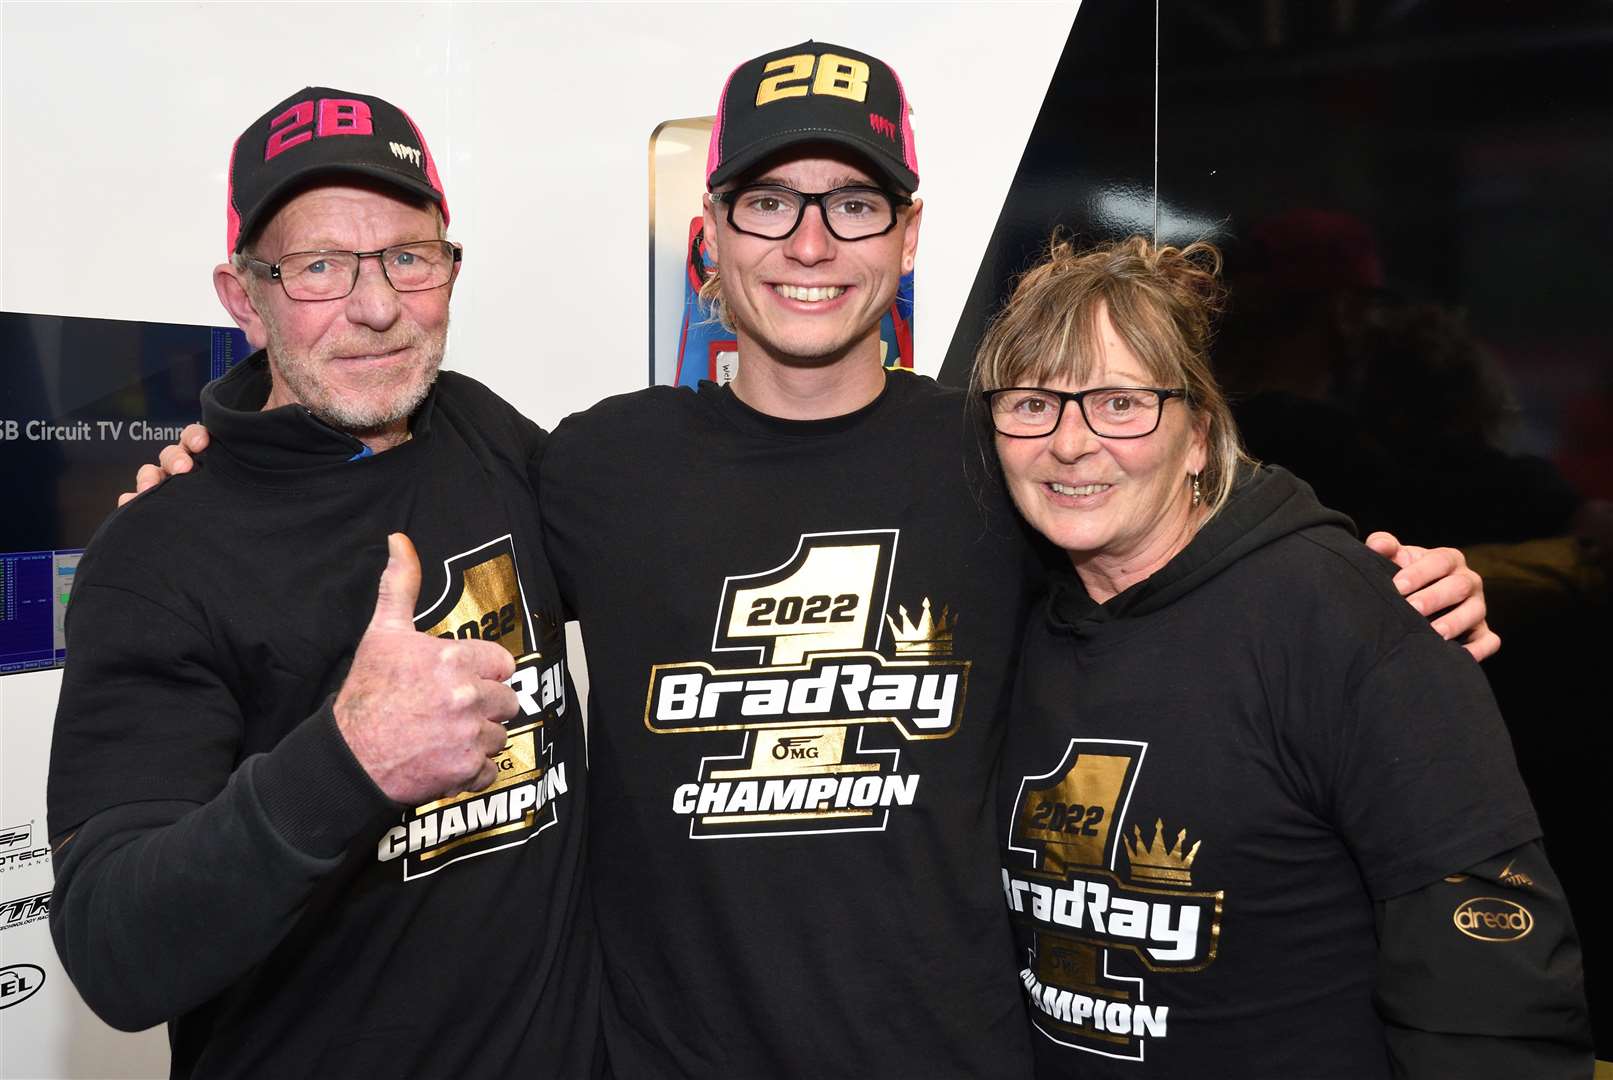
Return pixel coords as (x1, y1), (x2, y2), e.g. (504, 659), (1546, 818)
(941, 0), (1613, 1053)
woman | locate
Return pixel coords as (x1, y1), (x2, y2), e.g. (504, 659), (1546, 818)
(972, 237), (1589, 1078)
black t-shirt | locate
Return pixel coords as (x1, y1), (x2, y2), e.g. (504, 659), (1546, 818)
(48, 356), (601, 1078)
(996, 466), (1541, 1079)
(541, 372), (1042, 1078)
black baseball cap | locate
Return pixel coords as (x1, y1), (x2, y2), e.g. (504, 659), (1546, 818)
(705, 41), (919, 195)
(226, 87), (449, 254)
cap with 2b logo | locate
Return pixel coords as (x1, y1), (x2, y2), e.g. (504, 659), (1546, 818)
(226, 87), (450, 254)
(706, 41), (920, 195)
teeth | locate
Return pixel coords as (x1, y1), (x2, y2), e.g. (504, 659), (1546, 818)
(776, 284), (845, 302)
(1050, 482), (1110, 496)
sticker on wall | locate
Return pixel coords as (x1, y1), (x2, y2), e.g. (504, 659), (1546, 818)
(0, 891), (49, 933)
(0, 821), (50, 874)
(0, 964), (45, 1010)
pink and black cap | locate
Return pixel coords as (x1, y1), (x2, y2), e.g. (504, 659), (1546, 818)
(225, 87), (449, 255)
(705, 41), (920, 195)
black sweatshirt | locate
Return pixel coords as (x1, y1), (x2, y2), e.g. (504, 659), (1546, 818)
(46, 355), (601, 1079)
(540, 371), (1045, 1079)
(997, 465), (1591, 1078)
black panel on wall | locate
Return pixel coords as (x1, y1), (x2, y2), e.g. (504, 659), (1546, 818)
(937, 0), (1154, 385)
(943, 0), (1612, 1053)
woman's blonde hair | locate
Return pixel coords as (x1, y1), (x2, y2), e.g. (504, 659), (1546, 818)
(970, 234), (1252, 513)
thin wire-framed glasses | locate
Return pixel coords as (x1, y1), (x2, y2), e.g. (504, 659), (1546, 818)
(245, 240), (462, 301)
(982, 387), (1187, 439)
(711, 184), (913, 241)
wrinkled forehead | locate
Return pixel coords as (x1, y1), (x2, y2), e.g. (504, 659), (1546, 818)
(251, 178), (442, 251)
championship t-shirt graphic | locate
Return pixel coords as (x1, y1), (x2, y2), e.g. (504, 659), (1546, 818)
(643, 530), (969, 837)
(1004, 739), (1224, 1061)
(375, 535), (572, 880)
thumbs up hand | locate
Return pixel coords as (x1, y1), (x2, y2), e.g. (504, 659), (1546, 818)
(334, 533), (519, 805)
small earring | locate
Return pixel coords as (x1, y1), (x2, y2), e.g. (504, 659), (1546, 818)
(1191, 472), (1203, 507)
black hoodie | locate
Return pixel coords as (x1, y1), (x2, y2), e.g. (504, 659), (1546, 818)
(997, 465), (1560, 1078)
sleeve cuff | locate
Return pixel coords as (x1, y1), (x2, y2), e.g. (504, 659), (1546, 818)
(250, 697), (397, 859)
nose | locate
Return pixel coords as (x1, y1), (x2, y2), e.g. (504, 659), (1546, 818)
(782, 203), (834, 265)
(1047, 401), (1098, 462)
(343, 256), (402, 331)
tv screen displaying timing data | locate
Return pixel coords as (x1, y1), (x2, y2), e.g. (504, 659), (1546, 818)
(0, 310), (248, 675)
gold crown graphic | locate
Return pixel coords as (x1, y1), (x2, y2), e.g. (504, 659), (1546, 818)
(886, 598), (955, 656)
(1125, 819), (1201, 887)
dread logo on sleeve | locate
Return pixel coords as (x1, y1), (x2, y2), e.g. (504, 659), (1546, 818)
(375, 535), (572, 881)
(645, 530), (968, 838)
(1004, 740), (1223, 1061)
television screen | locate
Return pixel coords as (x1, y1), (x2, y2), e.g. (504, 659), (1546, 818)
(0, 310), (248, 674)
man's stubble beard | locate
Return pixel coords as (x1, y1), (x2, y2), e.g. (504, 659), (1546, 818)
(261, 304), (448, 439)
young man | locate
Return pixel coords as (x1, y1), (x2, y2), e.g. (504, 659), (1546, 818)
(128, 44), (1494, 1077)
(48, 89), (601, 1078)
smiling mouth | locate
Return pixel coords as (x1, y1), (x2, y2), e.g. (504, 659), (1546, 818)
(335, 346), (408, 362)
(773, 284), (846, 303)
(1049, 482), (1113, 497)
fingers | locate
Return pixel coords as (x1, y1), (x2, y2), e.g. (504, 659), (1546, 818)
(1459, 625), (1502, 663)
(118, 491), (137, 507)
(1404, 565), (1477, 620)
(1387, 544), (1498, 661)
(157, 442), (194, 476)
(368, 533), (423, 631)
(468, 757), (499, 794)
(1428, 589), (1485, 640)
(181, 423), (211, 452)
(484, 680), (519, 728)
(135, 463), (167, 494)
(1363, 530), (1400, 560)
(450, 637), (517, 684)
(1390, 546), (1460, 600)
(456, 719), (510, 794)
(476, 709), (513, 756)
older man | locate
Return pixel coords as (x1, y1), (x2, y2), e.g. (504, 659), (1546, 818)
(132, 48), (1493, 1077)
(47, 89), (600, 1078)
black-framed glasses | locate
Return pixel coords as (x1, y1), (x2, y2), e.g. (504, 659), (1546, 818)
(711, 184), (913, 241)
(982, 387), (1187, 439)
(245, 240), (462, 301)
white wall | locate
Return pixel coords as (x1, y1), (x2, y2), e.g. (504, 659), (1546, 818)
(0, 3), (1075, 1076)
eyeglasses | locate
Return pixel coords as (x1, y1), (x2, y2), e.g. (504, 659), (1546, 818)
(982, 387), (1187, 439)
(711, 184), (913, 241)
(245, 240), (462, 301)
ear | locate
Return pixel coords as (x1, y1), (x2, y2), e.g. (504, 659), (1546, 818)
(213, 262), (270, 350)
(701, 194), (720, 266)
(898, 197), (923, 276)
(1187, 409), (1211, 476)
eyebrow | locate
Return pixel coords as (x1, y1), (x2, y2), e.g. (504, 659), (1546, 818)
(1097, 370), (1153, 385)
(751, 174), (875, 190)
